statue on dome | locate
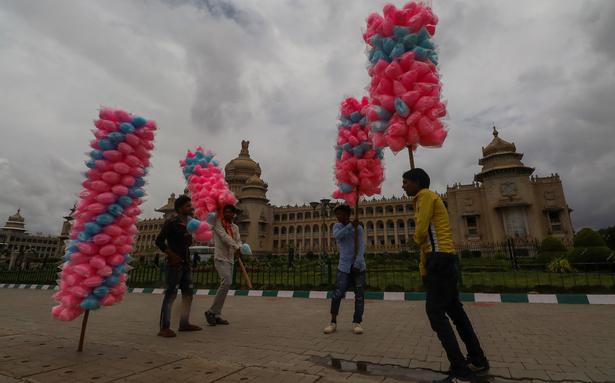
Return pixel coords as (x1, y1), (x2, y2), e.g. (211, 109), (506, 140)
(240, 140), (250, 156)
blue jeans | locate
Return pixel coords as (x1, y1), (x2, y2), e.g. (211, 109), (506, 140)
(159, 263), (194, 330)
(330, 269), (365, 323)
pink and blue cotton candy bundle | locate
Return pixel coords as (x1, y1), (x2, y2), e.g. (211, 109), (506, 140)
(52, 108), (156, 321)
(180, 147), (237, 242)
(332, 97), (385, 206)
(364, 2), (447, 153)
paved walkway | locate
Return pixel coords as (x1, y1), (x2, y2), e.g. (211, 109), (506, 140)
(0, 289), (614, 382)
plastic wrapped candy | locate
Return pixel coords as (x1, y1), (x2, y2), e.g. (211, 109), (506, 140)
(180, 147), (238, 243)
(240, 243), (252, 256)
(52, 108), (157, 321)
(364, 2), (448, 153)
(332, 97), (385, 206)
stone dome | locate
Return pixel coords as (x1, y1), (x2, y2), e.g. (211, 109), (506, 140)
(482, 127), (516, 157)
(246, 174), (266, 187)
(475, 127), (534, 182)
(225, 140), (261, 177)
(3, 209), (26, 232)
(225, 140), (265, 198)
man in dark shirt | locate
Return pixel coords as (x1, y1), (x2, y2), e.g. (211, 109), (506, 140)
(155, 195), (202, 337)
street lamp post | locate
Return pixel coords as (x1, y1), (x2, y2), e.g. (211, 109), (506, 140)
(310, 199), (336, 262)
(310, 199), (336, 284)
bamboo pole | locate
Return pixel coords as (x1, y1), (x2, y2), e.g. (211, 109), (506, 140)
(408, 146), (415, 170)
(77, 310), (90, 352)
(236, 256), (253, 289)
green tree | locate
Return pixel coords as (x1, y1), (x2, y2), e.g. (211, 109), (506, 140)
(573, 228), (606, 247)
(539, 236), (567, 252)
(535, 236), (567, 265)
(598, 226), (615, 251)
(567, 228), (613, 267)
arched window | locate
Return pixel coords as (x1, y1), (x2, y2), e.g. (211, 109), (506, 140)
(289, 226), (295, 235)
(274, 227), (279, 235)
(366, 221), (374, 233)
(386, 220), (395, 230)
(407, 219), (416, 231)
(281, 227), (287, 235)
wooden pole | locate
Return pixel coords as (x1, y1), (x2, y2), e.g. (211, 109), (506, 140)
(77, 310), (90, 352)
(352, 193), (360, 270)
(408, 146), (415, 170)
(236, 256), (253, 289)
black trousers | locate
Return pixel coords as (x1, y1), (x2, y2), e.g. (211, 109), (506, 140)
(424, 252), (486, 378)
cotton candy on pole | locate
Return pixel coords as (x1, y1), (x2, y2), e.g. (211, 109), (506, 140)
(52, 108), (156, 321)
(332, 97), (385, 206)
(180, 147), (237, 242)
(364, 2), (447, 153)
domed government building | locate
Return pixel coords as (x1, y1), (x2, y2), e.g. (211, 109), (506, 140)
(0, 209), (66, 269)
(132, 129), (574, 260)
(0, 129), (574, 268)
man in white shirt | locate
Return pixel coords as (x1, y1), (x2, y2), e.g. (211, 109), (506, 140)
(205, 204), (242, 325)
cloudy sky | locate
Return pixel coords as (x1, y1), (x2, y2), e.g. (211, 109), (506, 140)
(1, 0), (614, 235)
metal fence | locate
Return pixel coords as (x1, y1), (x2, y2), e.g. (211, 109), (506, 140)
(2, 256), (614, 293)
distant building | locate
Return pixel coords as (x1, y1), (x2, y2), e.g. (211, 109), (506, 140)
(446, 127), (574, 247)
(0, 209), (64, 269)
(134, 130), (575, 260)
(134, 193), (178, 262)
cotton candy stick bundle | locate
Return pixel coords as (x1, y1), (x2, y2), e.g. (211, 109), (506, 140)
(180, 147), (237, 242)
(332, 97), (385, 206)
(52, 108), (156, 321)
(364, 2), (447, 154)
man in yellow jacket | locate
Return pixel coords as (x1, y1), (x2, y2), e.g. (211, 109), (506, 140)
(403, 168), (488, 383)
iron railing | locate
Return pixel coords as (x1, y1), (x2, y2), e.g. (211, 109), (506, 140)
(1, 257), (614, 293)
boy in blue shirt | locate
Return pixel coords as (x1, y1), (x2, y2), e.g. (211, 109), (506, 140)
(324, 204), (366, 335)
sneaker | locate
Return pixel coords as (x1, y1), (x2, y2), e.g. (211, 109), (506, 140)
(215, 317), (230, 325)
(157, 328), (177, 338)
(467, 359), (489, 373)
(205, 311), (217, 326)
(433, 375), (474, 383)
(323, 323), (337, 334)
(352, 323), (363, 334)
(178, 324), (202, 332)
